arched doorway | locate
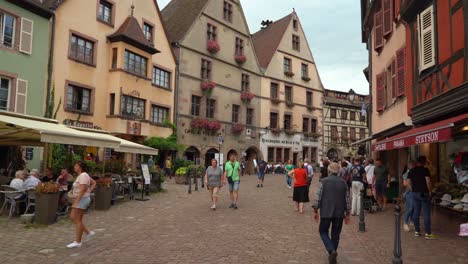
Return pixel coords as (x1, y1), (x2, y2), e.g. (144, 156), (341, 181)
(205, 148), (218, 167)
(327, 148), (339, 162)
(245, 146), (260, 175)
(184, 146), (200, 164)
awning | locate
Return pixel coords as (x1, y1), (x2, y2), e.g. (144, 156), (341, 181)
(0, 111), (120, 148)
(70, 127), (158, 155)
(372, 113), (468, 151)
(351, 136), (373, 146)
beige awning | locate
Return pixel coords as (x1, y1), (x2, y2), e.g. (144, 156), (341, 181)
(0, 111), (121, 148)
(70, 127), (158, 155)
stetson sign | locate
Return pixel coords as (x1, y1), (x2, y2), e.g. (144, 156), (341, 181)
(372, 127), (452, 151)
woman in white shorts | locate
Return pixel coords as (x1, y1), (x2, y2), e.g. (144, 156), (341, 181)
(67, 161), (96, 248)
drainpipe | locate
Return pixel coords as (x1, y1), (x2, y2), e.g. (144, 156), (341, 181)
(172, 42), (181, 127)
(367, 31), (373, 157)
(45, 13), (56, 118)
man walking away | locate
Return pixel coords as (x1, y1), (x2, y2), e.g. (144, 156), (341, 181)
(256, 159), (267, 188)
(408, 156), (435, 239)
(304, 160), (314, 191)
(313, 162), (351, 264)
(350, 158), (366, 216)
(224, 154), (241, 209)
(373, 159), (390, 210)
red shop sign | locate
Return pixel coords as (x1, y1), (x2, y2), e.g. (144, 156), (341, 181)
(372, 127), (452, 151)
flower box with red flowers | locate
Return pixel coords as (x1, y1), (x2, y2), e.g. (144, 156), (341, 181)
(207, 40), (220, 54)
(284, 71), (295, 77)
(206, 120), (221, 132)
(190, 118), (210, 131)
(200, 81), (216, 95)
(234, 54), (247, 64)
(240, 91), (255, 103)
(231, 123), (245, 134)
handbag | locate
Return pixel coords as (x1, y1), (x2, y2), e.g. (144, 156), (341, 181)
(227, 162), (235, 184)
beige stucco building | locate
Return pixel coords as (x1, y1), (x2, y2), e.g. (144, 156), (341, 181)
(252, 12), (324, 165)
(323, 89), (369, 160)
(162, 0), (263, 170)
(50, 0), (175, 161)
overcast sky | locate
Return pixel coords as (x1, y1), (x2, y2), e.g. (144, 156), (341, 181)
(157, 0), (369, 95)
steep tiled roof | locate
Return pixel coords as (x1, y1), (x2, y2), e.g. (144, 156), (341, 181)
(108, 16), (159, 54)
(251, 14), (293, 69)
(161, 0), (209, 43)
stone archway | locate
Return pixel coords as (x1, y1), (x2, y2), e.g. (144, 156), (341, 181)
(244, 146), (261, 175)
(184, 146), (200, 164)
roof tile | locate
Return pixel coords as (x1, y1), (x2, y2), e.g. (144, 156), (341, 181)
(108, 16), (159, 54)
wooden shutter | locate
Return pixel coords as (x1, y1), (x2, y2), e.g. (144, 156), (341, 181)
(383, 0), (393, 36)
(376, 72), (385, 112)
(396, 47), (406, 97)
(418, 5), (435, 71)
(394, 0), (400, 20)
(19, 18), (34, 54)
(15, 79), (28, 114)
(374, 10), (384, 51)
(391, 59), (397, 98)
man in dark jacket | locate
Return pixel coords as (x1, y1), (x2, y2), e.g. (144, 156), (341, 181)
(313, 162), (351, 264)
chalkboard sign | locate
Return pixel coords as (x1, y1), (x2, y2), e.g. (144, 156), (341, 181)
(25, 148), (34, 160)
(105, 148), (111, 160)
(141, 164), (151, 184)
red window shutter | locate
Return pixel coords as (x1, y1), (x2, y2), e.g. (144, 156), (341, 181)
(391, 59), (397, 98)
(396, 47), (406, 97)
(383, 0), (393, 36)
(376, 72), (385, 112)
(394, 0), (400, 20)
(374, 10), (384, 51)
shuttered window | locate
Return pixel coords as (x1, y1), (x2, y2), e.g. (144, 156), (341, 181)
(19, 18), (33, 54)
(0, 12), (15, 49)
(0, 77), (10, 111)
(374, 10), (384, 51)
(391, 58), (396, 99)
(383, 0), (393, 36)
(15, 79), (27, 114)
(376, 72), (385, 112)
(396, 47), (406, 96)
(418, 5), (435, 72)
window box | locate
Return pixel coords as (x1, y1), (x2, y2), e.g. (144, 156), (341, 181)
(271, 97), (281, 104)
(307, 105), (316, 111)
(240, 91), (254, 103)
(285, 100), (294, 108)
(271, 128), (281, 135)
(207, 40), (220, 54)
(284, 71), (295, 77)
(302, 76), (311, 82)
(285, 129), (296, 136)
(304, 132), (321, 138)
(200, 80), (216, 96)
(234, 54), (247, 64)
(190, 118), (221, 133)
(231, 123), (245, 134)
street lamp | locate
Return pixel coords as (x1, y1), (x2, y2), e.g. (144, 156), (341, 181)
(348, 89), (357, 102)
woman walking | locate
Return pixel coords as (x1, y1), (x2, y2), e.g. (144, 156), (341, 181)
(402, 160), (415, 231)
(67, 161), (96, 248)
(288, 162), (309, 213)
(285, 160), (295, 188)
(204, 159), (224, 210)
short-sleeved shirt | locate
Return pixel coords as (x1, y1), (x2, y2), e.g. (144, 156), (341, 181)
(293, 168), (308, 187)
(257, 160), (267, 173)
(225, 161), (241, 181)
(206, 166), (223, 187)
(73, 173), (91, 198)
(365, 165), (375, 184)
(285, 164), (295, 174)
(408, 166), (430, 193)
(350, 165), (366, 183)
(374, 166), (389, 183)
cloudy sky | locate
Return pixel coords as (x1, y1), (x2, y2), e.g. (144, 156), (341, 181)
(157, 0), (369, 95)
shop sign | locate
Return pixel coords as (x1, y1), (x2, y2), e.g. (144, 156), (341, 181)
(261, 138), (301, 146)
(25, 148), (34, 160)
(127, 121), (141, 135)
(372, 127), (452, 151)
(63, 119), (95, 129)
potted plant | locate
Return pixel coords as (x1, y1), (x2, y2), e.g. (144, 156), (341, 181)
(94, 176), (112, 210)
(200, 81), (216, 96)
(231, 123), (245, 134)
(234, 54), (247, 64)
(150, 166), (165, 193)
(34, 182), (60, 225)
(240, 91), (255, 103)
(207, 40), (220, 54)
(284, 71), (295, 77)
(175, 167), (189, 184)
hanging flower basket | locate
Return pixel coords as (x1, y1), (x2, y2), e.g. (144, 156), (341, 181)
(207, 40), (220, 54)
(200, 81), (216, 96)
(240, 91), (255, 103)
(235, 54), (247, 64)
(284, 71), (295, 77)
(271, 98), (281, 104)
(231, 123), (245, 134)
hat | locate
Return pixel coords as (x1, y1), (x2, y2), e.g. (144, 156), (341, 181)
(453, 204), (464, 210)
(441, 194), (452, 202)
(461, 194), (468, 203)
(439, 200), (451, 207)
(459, 223), (468, 237)
(451, 198), (462, 204)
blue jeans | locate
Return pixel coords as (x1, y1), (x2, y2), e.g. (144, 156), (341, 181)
(404, 192), (413, 224)
(286, 174), (292, 186)
(257, 171), (265, 181)
(319, 217), (344, 254)
(412, 192), (431, 234)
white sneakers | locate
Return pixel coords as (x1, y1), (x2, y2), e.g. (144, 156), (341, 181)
(66, 241), (82, 248)
(66, 230), (95, 248)
(403, 224), (410, 232)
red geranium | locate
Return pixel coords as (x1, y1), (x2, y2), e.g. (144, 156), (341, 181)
(234, 54), (247, 64)
(207, 40), (220, 54)
(231, 124), (245, 133)
(206, 120), (221, 131)
(200, 81), (216, 91)
(240, 91), (255, 102)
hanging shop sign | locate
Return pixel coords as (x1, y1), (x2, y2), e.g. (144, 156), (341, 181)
(127, 121), (142, 135)
(372, 127), (452, 151)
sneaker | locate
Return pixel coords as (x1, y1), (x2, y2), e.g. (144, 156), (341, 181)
(229, 204), (234, 208)
(83, 231), (95, 242)
(288, 186), (292, 189)
(210, 205), (216, 210)
(403, 224), (410, 232)
(66, 241), (82, 248)
(260, 184), (263, 188)
(233, 204), (238, 209)
(425, 233), (436, 240)
(256, 184), (260, 188)
(414, 232), (421, 237)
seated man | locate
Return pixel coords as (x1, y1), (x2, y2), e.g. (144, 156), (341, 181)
(57, 168), (73, 191)
(9, 170), (26, 199)
(23, 169), (41, 189)
(41, 167), (57, 182)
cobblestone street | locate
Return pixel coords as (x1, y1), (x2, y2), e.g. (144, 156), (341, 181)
(1, 174), (467, 264)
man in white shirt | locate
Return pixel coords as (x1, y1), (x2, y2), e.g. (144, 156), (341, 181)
(23, 169), (41, 189)
(304, 160), (314, 190)
(365, 159), (375, 188)
(9, 170), (26, 199)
